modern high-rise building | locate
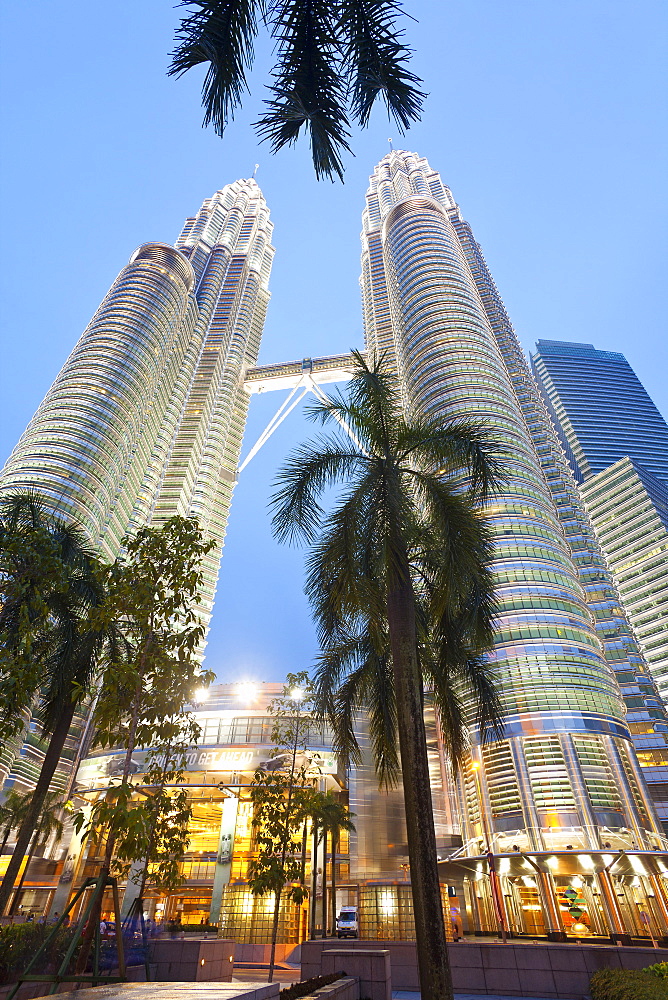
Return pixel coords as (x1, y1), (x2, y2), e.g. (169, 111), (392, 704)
(0, 179), (275, 790)
(3, 159), (668, 942)
(532, 341), (668, 706)
(357, 151), (668, 940)
(531, 341), (668, 485)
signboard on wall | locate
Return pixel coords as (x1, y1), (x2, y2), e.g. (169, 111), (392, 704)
(76, 745), (337, 789)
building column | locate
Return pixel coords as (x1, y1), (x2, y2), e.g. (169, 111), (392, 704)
(649, 875), (668, 944)
(121, 860), (144, 918)
(605, 737), (650, 847)
(209, 796), (239, 926)
(619, 738), (664, 841)
(559, 735), (600, 849)
(598, 869), (632, 945)
(508, 738), (544, 851)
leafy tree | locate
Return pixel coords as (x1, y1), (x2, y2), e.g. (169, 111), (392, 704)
(270, 351), (504, 1000)
(169, 0), (425, 181)
(0, 492), (111, 917)
(247, 672), (314, 981)
(73, 517), (215, 958)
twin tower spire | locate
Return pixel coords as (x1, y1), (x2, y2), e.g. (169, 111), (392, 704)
(1, 154), (665, 864)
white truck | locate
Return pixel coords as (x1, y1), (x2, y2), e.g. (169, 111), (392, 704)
(336, 906), (358, 938)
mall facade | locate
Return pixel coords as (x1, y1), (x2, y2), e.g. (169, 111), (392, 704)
(22, 680), (658, 947)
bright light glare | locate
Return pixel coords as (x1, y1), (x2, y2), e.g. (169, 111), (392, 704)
(193, 687), (209, 703)
(290, 686), (304, 701)
(471, 760), (480, 770)
(235, 681), (258, 702)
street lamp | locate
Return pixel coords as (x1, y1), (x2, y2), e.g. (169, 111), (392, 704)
(234, 681), (258, 703)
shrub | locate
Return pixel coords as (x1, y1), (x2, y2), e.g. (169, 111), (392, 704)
(646, 964), (668, 980)
(590, 967), (668, 1000)
(0, 923), (78, 985)
(280, 972), (344, 1000)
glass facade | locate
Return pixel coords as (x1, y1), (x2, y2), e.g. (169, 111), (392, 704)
(531, 340), (668, 485)
(532, 341), (668, 804)
(0, 181), (274, 795)
(581, 461), (668, 704)
(358, 154), (668, 942)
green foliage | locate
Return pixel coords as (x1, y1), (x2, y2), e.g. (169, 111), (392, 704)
(0, 491), (105, 743)
(247, 675), (318, 931)
(590, 968), (668, 1000)
(169, 1), (425, 181)
(75, 516), (215, 891)
(248, 765), (310, 906)
(646, 964), (668, 980)
(0, 923), (78, 985)
(92, 516), (216, 755)
(270, 350), (505, 784)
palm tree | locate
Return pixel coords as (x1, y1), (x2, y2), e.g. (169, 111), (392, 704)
(270, 352), (504, 1000)
(319, 792), (355, 937)
(7, 791), (65, 916)
(169, 1), (425, 181)
(0, 789), (31, 856)
(0, 492), (113, 917)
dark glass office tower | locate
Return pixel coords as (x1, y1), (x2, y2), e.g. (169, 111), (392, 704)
(532, 340), (668, 812)
(531, 341), (668, 484)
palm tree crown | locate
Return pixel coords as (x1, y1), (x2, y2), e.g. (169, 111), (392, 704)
(169, 1), (425, 181)
(270, 351), (505, 1000)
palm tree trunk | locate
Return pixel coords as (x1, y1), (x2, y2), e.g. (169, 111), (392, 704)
(321, 829), (327, 937)
(387, 574), (453, 1000)
(310, 822), (318, 940)
(330, 832), (337, 938)
(0, 708), (74, 915)
(0, 824), (12, 855)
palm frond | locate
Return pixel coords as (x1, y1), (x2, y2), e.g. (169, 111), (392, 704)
(340, 0), (425, 129)
(169, 0), (259, 136)
(269, 438), (364, 544)
(396, 414), (508, 501)
(256, 1), (351, 181)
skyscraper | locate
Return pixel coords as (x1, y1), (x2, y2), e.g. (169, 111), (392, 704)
(531, 341), (668, 484)
(0, 179), (274, 790)
(3, 159), (668, 941)
(532, 340), (668, 708)
(357, 151), (668, 940)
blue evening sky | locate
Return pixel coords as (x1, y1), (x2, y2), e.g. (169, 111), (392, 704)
(1, 1), (666, 685)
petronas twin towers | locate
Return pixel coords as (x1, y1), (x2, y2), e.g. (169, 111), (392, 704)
(3, 153), (667, 905)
